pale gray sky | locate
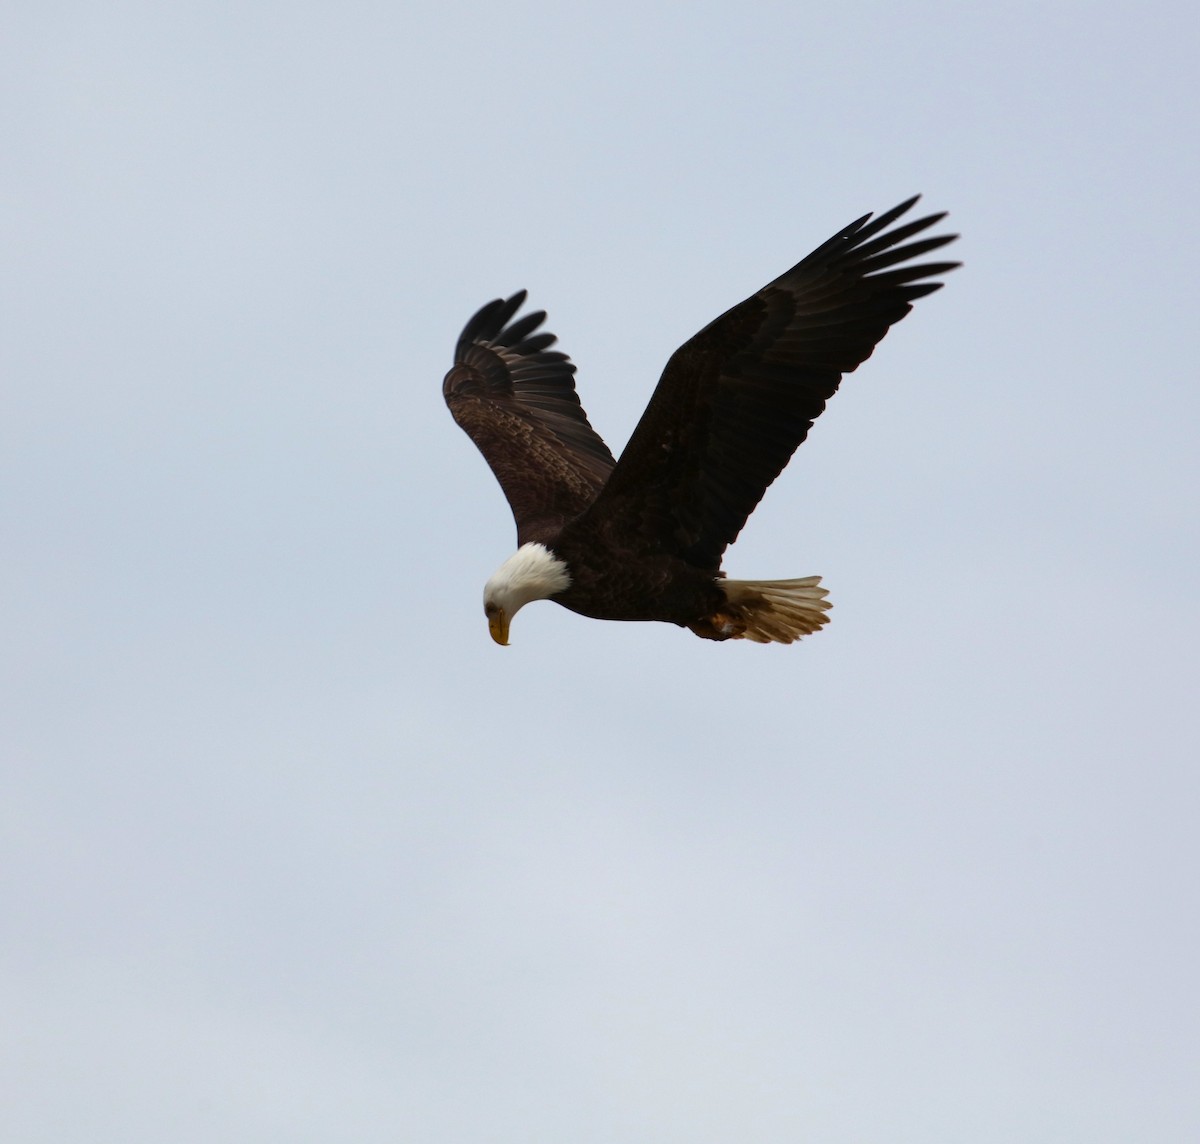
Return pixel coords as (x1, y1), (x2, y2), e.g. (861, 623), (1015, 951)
(3, 2), (1198, 1141)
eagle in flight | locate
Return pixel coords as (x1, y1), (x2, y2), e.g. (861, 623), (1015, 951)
(444, 196), (958, 645)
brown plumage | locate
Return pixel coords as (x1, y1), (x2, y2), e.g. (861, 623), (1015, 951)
(443, 196), (958, 645)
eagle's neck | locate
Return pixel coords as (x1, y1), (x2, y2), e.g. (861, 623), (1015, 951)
(484, 543), (572, 616)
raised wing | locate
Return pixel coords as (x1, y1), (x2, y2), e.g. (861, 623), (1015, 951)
(570, 197), (959, 568)
(444, 291), (617, 546)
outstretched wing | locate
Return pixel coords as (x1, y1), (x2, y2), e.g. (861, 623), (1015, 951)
(443, 291), (617, 546)
(569, 196), (959, 568)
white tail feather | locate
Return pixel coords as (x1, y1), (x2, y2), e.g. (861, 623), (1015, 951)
(721, 576), (832, 644)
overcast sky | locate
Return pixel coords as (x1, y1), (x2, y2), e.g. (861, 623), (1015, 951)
(3, 2), (1198, 1141)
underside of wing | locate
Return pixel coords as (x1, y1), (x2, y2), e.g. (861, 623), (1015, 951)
(444, 291), (617, 546)
(573, 196), (959, 567)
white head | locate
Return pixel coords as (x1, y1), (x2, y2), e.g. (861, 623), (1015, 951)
(483, 543), (572, 645)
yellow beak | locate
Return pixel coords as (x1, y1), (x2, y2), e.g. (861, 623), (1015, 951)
(487, 609), (510, 646)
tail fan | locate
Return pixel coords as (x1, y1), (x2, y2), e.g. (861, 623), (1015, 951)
(720, 576), (832, 644)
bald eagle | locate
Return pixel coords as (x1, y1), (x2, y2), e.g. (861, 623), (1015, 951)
(444, 196), (957, 645)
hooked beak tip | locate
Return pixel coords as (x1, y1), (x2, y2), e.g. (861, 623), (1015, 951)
(487, 610), (510, 646)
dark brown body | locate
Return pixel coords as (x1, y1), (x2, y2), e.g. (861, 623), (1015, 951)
(546, 526), (726, 625)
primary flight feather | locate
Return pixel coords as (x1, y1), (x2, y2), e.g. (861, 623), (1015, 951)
(443, 196), (958, 645)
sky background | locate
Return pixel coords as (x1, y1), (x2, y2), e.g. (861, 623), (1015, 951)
(3, 2), (1198, 1141)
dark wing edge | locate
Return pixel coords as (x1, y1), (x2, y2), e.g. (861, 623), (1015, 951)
(573, 196), (959, 567)
(443, 291), (617, 546)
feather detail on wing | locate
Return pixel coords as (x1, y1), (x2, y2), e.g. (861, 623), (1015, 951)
(570, 196), (959, 567)
(443, 291), (617, 546)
